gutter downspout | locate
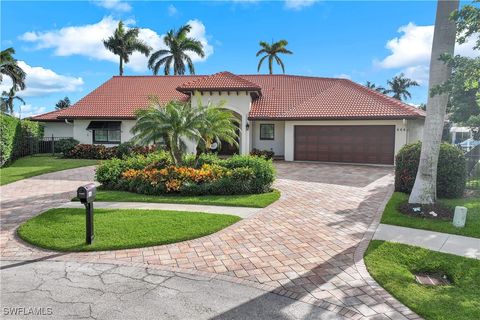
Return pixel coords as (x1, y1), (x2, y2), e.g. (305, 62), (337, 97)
(64, 119), (73, 125)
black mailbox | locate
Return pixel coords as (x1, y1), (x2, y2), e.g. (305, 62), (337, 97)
(77, 183), (96, 204)
(77, 183), (96, 244)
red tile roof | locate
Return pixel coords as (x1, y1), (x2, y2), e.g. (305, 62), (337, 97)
(243, 75), (425, 120)
(30, 109), (66, 122)
(177, 71), (261, 92)
(52, 76), (196, 120)
(31, 73), (425, 121)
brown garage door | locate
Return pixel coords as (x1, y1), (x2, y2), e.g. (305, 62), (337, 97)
(294, 125), (395, 164)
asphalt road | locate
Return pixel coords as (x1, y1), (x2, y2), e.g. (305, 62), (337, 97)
(0, 260), (344, 320)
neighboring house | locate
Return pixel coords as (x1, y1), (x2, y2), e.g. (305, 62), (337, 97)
(450, 126), (473, 144)
(458, 138), (480, 152)
(31, 71), (425, 165)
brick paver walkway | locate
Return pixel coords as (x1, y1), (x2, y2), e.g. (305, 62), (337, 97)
(0, 162), (420, 320)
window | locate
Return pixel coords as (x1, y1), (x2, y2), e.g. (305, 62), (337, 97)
(260, 124), (275, 140)
(87, 121), (121, 144)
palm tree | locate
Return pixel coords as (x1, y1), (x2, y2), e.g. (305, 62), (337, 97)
(55, 97), (71, 110)
(385, 73), (419, 101)
(365, 81), (387, 94)
(1, 88), (25, 114)
(131, 99), (204, 166)
(256, 40), (293, 74)
(194, 97), (239, 164)
(103, 21), (151, 76)
(409, 0), (460, 204)
(148, 24), (205, 75)
(0, 47), (26, 91)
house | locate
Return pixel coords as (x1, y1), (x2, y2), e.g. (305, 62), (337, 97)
(31, 71), (425, 165)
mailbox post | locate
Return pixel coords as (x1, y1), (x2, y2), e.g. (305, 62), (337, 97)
(77, 183), (96, 245)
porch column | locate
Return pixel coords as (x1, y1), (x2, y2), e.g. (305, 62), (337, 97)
(240, 114), (249, 155)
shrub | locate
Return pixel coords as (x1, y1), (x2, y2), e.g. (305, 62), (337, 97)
(250, 148), (275, 160)
(182, 152), (223, 168)
(0, 115), (43, 167)
(95, 151), (173, 188)
(96, 153), (275, 196)
(66, 144), (118, 160)
(55, 138), (79, 155)
(0, 114), (20, 167)
(395, 142), (466, 198)
(223, 155), (275, 193)
(116, 141), (158, 159)
(21, 119), (43, 139)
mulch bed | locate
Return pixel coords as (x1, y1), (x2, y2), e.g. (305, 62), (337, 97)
(399, 202), (454, 220)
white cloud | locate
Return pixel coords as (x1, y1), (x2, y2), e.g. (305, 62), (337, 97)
(93, 0), (131, 12)
(14, 104), (47, 119)
(19, 16), (213, 73)
(402, 65), (429, 85)
(335, 73), (351, 80)
(378, 23), (433, 69)
(0, 61), (84, 97)
(377, 22), (479, 83)
(167, 4), (178, 16)
(284, 0), (317, 10)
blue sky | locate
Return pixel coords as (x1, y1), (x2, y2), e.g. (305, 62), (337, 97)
(1, 0), (477, 117)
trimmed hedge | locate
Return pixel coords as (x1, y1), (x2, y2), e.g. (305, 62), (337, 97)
(0, 114), (20, 167)
(96, 152), (276, 196)
(65, 142), (158, 160)
(0, 114), (43, 167)
(395, 142), (466, 198)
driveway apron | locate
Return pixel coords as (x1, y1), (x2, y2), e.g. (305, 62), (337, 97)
(0, 162), (420, 320)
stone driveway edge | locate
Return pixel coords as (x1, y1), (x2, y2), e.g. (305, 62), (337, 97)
(353, 186), (423, 320)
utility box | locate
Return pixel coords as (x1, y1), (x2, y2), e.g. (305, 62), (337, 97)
(453, 206), (468, 228)
(77, 183), (96, 244)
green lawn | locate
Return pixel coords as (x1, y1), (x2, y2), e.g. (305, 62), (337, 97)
(381, 192), (480, 238)
(364, 241), (480, 320)
(73, 189), (281, 208)
(18, 208), (241, 251)
(0, 155), (98, 185)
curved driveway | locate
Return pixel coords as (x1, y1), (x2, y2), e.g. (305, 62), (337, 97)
(0, 162), (420, 320)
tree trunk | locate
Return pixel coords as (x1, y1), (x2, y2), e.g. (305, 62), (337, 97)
(119, 56), (124, 76)
(409, 0), (459, 204)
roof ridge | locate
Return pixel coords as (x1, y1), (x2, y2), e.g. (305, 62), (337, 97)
(112, 75), (204, 78)
(177, 71), (261, 91)
(241, 74), (344, 81)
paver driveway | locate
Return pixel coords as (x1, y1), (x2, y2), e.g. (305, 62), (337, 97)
(0, 162), (419, 320)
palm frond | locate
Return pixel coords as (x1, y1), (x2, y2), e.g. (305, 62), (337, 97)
(257, 55), (268, 72)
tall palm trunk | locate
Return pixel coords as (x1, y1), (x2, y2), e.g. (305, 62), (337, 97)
(119, 56), (124, 76)
(409, 0), (459, 204)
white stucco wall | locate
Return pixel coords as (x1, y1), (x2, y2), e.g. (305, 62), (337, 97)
(42, 122), (74, 138)
(73, 119), (137, 145)
(251, 121), (285, 156)
(406, 119), (424, 144)
(190, 91), (253, 155)
(283, 120), (411, 162)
